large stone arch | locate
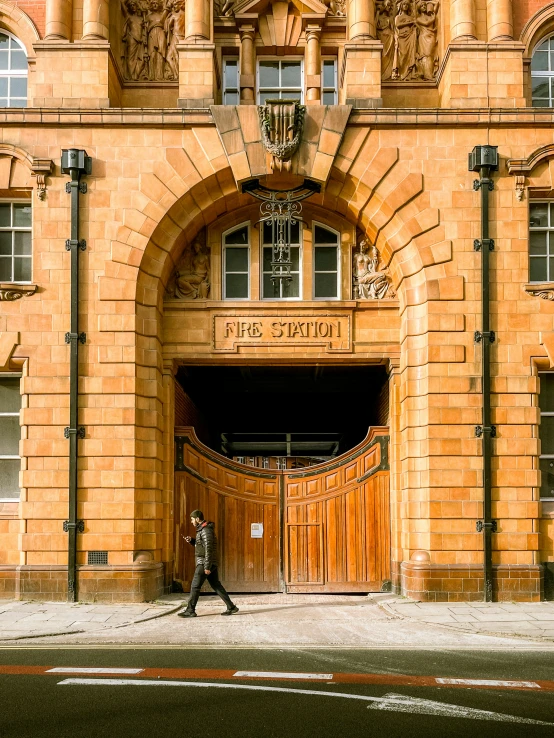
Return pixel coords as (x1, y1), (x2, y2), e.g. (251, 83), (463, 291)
(92, 124), (463, 593)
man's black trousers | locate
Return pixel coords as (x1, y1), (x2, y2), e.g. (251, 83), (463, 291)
(187, 564), (234, 611)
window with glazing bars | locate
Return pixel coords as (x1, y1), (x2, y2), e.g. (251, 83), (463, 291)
(223, 58), (239, 104)
(0, 202), (32, 282)
(313, 224), (339, 299)
(539, 372), (554, 499)
(0, 32), (27, 108)
(0, 376), (21, 500)
(531, 37), (554, 107)
(321, 59), (337, 104)
(258, 60), (303, 103)
(223, 224), (249, 299)
(529, 202), (554, 282)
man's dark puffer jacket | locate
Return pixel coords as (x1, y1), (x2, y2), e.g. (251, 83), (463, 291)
(190, 521), (219, 570)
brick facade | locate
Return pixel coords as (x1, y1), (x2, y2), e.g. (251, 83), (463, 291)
(0, 0), (552, 601)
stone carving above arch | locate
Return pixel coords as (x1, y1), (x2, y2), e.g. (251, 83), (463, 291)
(520, 1), (554, 56)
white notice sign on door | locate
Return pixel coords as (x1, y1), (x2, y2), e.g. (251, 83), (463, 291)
(251, 523), (263, 538)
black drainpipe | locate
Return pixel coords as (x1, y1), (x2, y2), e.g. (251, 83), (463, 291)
(469, 145), (499, 603)
(61, 149), (92, 602)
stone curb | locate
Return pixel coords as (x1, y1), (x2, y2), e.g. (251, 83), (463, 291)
(0, 602), (183, 643)
(378, 601), (554, 645)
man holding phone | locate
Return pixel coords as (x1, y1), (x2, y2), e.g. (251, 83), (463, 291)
(178, 509), (239, 618)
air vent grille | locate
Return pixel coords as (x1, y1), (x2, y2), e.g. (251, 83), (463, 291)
(87, 551), (108, 565)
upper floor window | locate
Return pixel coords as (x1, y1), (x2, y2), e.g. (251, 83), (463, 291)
(0, 201), (32, 283)
(313, 224), (340, 299)
(223, 58), (239, 104)
(258, 60), (303, 104)
(262, 219), (301, 299)
(0, 376), (21, 501)
(223, 223), (250, 299)
(529, 202), (554, 282)
(531, 37), (554, 107)
(322, 59), (337, 104)
(0, 32), (27, 108)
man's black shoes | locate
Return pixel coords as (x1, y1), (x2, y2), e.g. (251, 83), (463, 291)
(178, 610), (197, 618)
(221, 605), (239, 616)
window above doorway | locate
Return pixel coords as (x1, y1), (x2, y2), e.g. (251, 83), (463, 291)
(257, 60), (303, 104)
(223, 223), (250, 300)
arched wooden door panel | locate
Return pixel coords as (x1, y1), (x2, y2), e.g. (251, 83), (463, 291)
(284, 428), (390, 593)
(174, 428), (280, 592)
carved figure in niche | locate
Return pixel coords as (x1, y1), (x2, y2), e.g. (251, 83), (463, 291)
(121, 0), (147, 81)
(324, 0), (346, 16)
(146, 0), (170, 81)
(393, 1), (418, 80)
(352, 239), (394, 300)
(416, 1), (439, 80)
(376, 0), (395, 80)
(170, 236), (211, 300)
(165, 0), (186, 80)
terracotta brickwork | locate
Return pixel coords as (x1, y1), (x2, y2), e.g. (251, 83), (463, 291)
(0, 0), (552, 602)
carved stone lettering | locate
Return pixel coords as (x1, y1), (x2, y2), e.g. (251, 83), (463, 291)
(213, 315), (351, 352)
(120, 0), (184, 82)
(376, 0), (440, 81)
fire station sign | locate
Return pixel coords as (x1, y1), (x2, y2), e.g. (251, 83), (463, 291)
(212, 314), (351, 352)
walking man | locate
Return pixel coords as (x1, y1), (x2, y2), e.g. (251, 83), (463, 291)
(178, 509), (239, 618)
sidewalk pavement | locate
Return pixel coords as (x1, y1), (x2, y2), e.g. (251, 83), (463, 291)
(0, 594), (553, 648)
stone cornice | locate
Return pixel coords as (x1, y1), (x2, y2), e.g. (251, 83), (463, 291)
(1, 107), (554, 128)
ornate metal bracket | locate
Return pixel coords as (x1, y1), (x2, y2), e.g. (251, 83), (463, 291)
(476, 520), (497, 533)
(242, 178), (320, 288)
(63, 520), (85, 533)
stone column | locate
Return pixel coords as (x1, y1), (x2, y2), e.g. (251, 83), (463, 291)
(487, 0), (513, 41)
(450, 0), (477, 41)
(44, 0), (73, 40)
(185, 0), (210, 40)
(82, 0), (109, 40)
(348, 0), (376, 42)
(239, 26), (256, 105)
(305, 26), (321, 103)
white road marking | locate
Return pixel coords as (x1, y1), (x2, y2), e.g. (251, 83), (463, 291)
(233, 671), (333, 680)
(57, 679), (552, 725)
(436, 678), (540, 689)
(47, 668), (144, 675)
(368, 692), (548, 723)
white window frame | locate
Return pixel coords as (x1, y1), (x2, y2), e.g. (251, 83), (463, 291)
(312, 221), (341, 300)
(321, 58), (338, 105)
(0, 30), (28, 108)
(261, 219), (303, 301)
(222, 221), (250, 300)
(257, 58), (304, 104)
(531, 36), (554, 107)
(529, 200), (554, 283)
(222, 57), (240, 105)
(0, 199), (32, 284)
(0, 373), (22, 502)
(539, 371), (554, 500)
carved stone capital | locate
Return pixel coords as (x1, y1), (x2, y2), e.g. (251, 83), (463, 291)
(31, 158), (54, 201)
(0, 283), (38, 301)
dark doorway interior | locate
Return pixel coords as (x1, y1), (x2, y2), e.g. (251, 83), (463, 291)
(175, 364), (388, 462)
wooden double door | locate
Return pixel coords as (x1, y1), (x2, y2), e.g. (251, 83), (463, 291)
(174, 427), (391, 593)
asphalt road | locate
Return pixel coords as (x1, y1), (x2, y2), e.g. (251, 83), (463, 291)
(1, 648), (553, 738)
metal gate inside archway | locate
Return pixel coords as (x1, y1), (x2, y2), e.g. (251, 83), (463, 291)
(174, 427), (391, 593)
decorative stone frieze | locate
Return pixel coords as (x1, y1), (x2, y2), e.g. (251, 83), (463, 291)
(376, 0), (440, 81)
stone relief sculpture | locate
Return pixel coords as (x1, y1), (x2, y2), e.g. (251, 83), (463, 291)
(259, 100), (305, 172)
(167, 233), (211, 300)
(352, 239), (395, 300)
(120, 0), (185, 81)
(215, 0), (234, 15)
(324, 0), (346, 16)
(376, 0), (439, 81)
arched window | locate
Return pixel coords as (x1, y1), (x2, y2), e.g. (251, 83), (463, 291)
(0, 31), (27, 108)
(531, 37), (554, 107)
